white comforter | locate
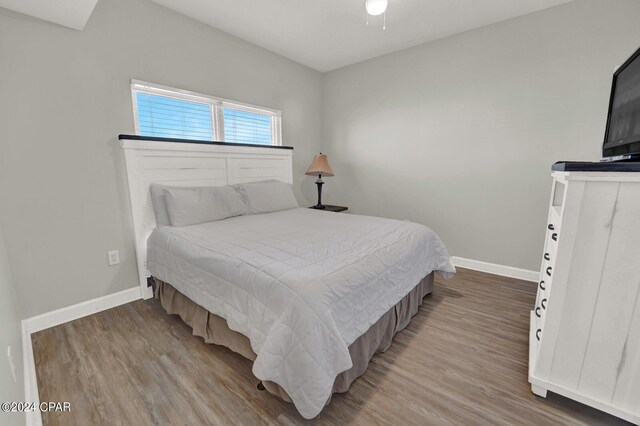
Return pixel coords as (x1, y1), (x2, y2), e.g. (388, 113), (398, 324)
(147, 208), (455, 418)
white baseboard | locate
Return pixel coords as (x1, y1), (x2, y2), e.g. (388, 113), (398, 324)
(451, 256), (538, 282)
(22, 321), (40, 426)
(22, 286), (141, 426)
(22, 286), (141, 334)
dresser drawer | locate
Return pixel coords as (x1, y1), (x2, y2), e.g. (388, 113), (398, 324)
(534, 322), (543, 345)
(538, 223), (559, 295)
(535, 278), (548, 301)
(545, 224), (559, 257)
(531, 311), (541, 353)
(538, 255), (555, 296)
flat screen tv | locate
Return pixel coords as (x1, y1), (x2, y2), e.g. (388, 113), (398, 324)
(602, 46), (640, 160)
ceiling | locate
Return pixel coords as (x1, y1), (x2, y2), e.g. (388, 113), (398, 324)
(149, 0), (574, 72)
(0, 0), (98, 30)
(0, 0), (573, 71)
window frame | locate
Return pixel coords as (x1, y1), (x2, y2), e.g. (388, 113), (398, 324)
(131, 79), (282, 146)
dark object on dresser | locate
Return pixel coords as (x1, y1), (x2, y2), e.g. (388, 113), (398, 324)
(552, 161), (640, 172)
(309, 205), (347, 213)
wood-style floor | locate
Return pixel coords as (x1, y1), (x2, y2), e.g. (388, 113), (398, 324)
(32, 268), (630, 425)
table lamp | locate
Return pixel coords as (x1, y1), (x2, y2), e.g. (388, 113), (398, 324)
(305, 153), (334, 209)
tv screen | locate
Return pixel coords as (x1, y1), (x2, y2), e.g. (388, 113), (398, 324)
(603, 47), (640, 159)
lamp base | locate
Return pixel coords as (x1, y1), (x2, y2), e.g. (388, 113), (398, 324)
(314, 177), (325, 209)
(311, 204), (326, 210)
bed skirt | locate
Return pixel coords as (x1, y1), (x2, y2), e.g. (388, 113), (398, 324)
(154, 273), (434, 405)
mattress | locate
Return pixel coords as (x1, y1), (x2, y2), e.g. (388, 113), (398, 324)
(147, 207), (455, 418)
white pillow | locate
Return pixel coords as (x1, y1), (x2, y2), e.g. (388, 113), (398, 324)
(237, 180), (299, 214)
(163, 186), (247, 227)
(149, 183), (173, 227)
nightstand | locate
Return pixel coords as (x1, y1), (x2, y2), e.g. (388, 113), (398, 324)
(309, 205), (348, 213)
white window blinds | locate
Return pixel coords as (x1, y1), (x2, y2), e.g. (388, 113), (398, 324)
(136, 92), (213, 141)
(223, 106), (272, 145)
(131, 80), (282, 146)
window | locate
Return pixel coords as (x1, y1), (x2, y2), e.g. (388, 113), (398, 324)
(136, 92), (213, 140)
(131, 80), (282, 146)
(223, 107), (272, 145)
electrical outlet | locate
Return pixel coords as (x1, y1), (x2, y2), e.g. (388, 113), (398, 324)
(7, 345), (17, 383)
(107, 250), (120, 266)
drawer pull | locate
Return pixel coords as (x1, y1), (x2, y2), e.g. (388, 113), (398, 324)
(552, 233), (558, 241)
(539, 280), (545, 291)
(535, 307), (541, 318)
(548, 224), (554, 230)
(546, 266), (552, 276)
(544, 253), (550, 261)
(541, 298), (547, 309)
(536, 329), (542, 341)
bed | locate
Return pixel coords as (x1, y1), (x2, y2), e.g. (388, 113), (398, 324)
(120, 136), (455, 419)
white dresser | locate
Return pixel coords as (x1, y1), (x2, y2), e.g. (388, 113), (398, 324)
(529, 171), (640, 424)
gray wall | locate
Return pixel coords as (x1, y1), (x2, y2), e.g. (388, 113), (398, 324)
(322, 0), (640, 271)
(0, 0), (323, 317)
(3, 0), (640, 320)
(0, 225), (24, 426)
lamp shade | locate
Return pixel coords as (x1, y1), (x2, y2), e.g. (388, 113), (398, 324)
(305, 153), (334, 177)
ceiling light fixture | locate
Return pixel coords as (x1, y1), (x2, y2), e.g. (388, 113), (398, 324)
(365, 0), (388, 30)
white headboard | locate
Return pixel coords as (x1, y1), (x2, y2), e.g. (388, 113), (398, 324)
(120, 136), (294, 299)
